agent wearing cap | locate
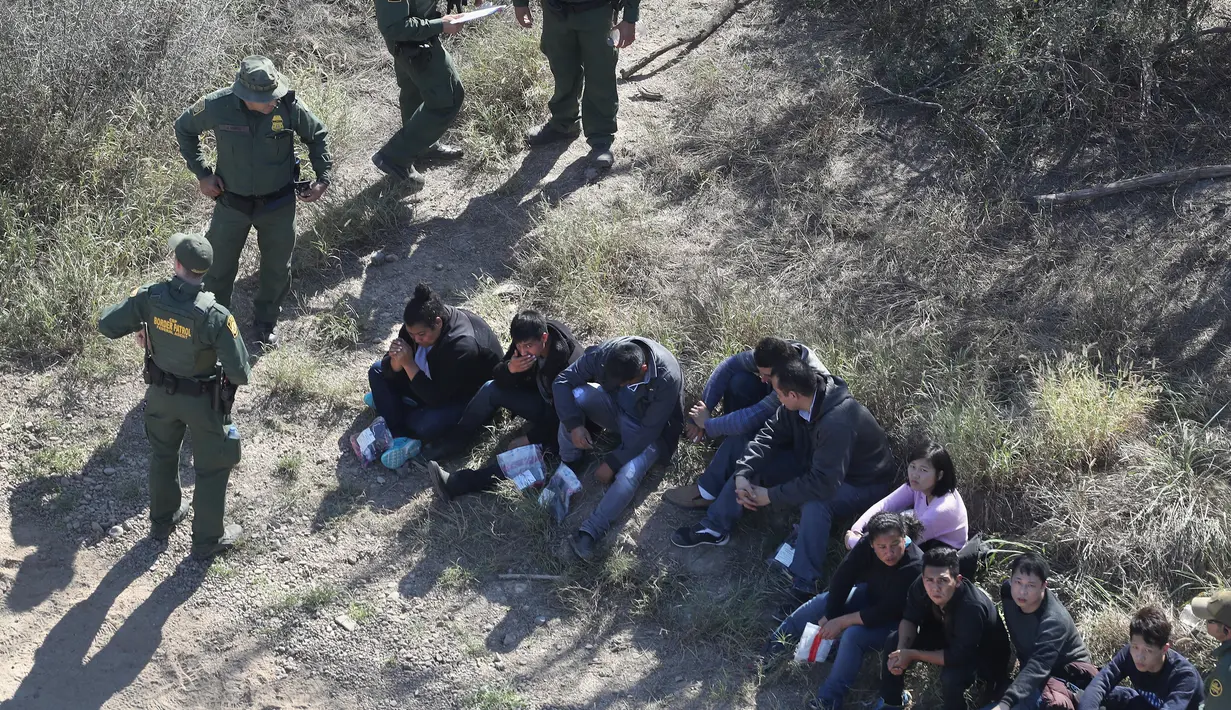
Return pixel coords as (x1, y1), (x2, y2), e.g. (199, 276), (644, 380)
(370, 0), (467, 184)
(174, 55), (333, 347)
(97, 233), (252, 560)
(1191, 590), (1231, 709)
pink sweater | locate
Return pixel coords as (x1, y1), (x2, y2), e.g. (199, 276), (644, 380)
(844, 484), (969, 550)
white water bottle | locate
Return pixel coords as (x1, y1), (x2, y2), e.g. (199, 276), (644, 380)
(607, 28), (621, 47)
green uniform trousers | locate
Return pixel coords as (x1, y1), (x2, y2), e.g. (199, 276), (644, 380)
(144, 386), (240, 549)
(381, 41), (465, 167)
(541, 5), (619, 148)
(203, 199), (296, 324)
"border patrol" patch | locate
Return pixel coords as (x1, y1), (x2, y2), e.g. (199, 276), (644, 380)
(191, 98), (205, 116)
(226, 314), (239, 338)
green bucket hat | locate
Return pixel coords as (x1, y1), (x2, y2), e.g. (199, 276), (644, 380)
(232, 55), (289, 103)
(168, 232), (214, 274)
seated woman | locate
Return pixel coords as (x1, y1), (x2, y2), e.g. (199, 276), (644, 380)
(844, 438), (968, 552)
(763, 512), (925, 710)
(366, 283), (503, 468)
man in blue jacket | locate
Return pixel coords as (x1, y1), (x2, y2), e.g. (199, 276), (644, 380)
(671, 358), (896, 599)
(663, 336), (828, 509)
(554, 337), (684, 560)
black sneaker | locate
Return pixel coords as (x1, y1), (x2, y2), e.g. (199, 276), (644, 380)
(253, 320), (279, 349)
(671, 523), (729, 548)
(371, 151), (425, 185)
(525, 122), (580, 146)
(418, 142), (465, 161)
(191, 523), (242, 560)
(426, 460), (453, 503)
(150, 499), (191, 541)
(590, 145), (614, 169)
(569, 530), (598, 561)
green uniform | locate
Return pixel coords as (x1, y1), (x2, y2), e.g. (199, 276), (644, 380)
(97, 276), (252, 551)
(1207, 641), (1230, 710)
(174, 90), (332, 324)
(516, 0), (640, 148)
(373, 0), (466, 167)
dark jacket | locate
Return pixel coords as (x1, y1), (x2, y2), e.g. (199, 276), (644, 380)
(553, 336), (685, 470)
(1079, 646), (1204, 710)
(826, 538), (923, 629)
(381, 306), (503, 407)
(999, 581), (1093, 706)
(490, 319), (581, 404)
(903, 577), (1012, 673)
(733, 374), (896, 504)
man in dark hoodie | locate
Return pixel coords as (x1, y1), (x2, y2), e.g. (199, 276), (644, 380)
(553, 336), (684, 560)
(663, 336), (829, 510)
(423, 310), (581, 499)
(1078, 606), (1203, 710)
(989, 553), (1097, 710)
(671, 358), (896, 597)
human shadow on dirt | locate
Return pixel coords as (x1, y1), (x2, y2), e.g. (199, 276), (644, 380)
(5, 402), (153, 613)
(0, 543), (206, 710)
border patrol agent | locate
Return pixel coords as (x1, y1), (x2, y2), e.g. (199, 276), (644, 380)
(370, 0), (467, 184)
(515, 0), (639, 168)
(174, 56), (333, 348)
(97, 233), (252, 560)
(1192, 590), (1231, 710)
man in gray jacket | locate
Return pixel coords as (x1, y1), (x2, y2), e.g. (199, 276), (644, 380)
(554, 337), (684, 560)
(672, 358), (896, 597)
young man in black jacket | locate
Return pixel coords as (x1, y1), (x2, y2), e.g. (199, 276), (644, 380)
(764, 512), (924, 710)
(671, 358), (896, 598)
(875, 546), (1012, 710)
(424, 311), (582, 498)
(1078, 606), (1203, 710)
(424, 310), (581, 460)
(990, 553), (1097, 710)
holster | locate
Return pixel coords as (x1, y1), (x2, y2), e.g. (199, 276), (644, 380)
(219, 183), (295, 217)
(397, 35), (439, 65)
(213, 366), (238, 415)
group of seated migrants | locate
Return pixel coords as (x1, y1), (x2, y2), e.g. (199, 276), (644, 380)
(360, 283), (1231, 710)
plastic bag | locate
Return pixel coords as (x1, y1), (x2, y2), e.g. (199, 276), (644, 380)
(538, 463), (583, 523)
(498, 444), (546, 490)
(350, 416), (393, 466)
(794, 622), (834, 663)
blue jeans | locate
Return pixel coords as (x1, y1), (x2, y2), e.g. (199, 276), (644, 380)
(700, 449), (891, 591)
(556, 383), (661, 540)
(367, 360), (466, 441)
(771, 584), (894, 710)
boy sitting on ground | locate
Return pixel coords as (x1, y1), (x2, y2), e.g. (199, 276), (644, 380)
(1078, 606), (1203, 710)
(874, 546), (1012, 710)
(986, 553), (1098, 710)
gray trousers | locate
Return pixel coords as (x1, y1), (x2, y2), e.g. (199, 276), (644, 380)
(557, 383), (660, 540)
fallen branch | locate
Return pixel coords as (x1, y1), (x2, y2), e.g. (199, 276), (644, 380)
(1155, 25), (1231, 59)
(620, 0), (756, 79)
(846, 72), (1006, 160)
(497, 573), (564, 581)
(1027, 165), (1231, 206)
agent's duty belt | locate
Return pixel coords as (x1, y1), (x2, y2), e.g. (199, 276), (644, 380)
(545, 0), (612, 13)
(218, 183), (295, 216)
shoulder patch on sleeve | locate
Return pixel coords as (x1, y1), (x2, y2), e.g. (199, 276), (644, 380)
(191, 98), (206, 115)
(226, 314), (239, 338)
(130, 285), (141, 297)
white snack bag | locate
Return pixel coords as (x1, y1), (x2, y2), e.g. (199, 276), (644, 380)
(794, 622), (835, 663)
